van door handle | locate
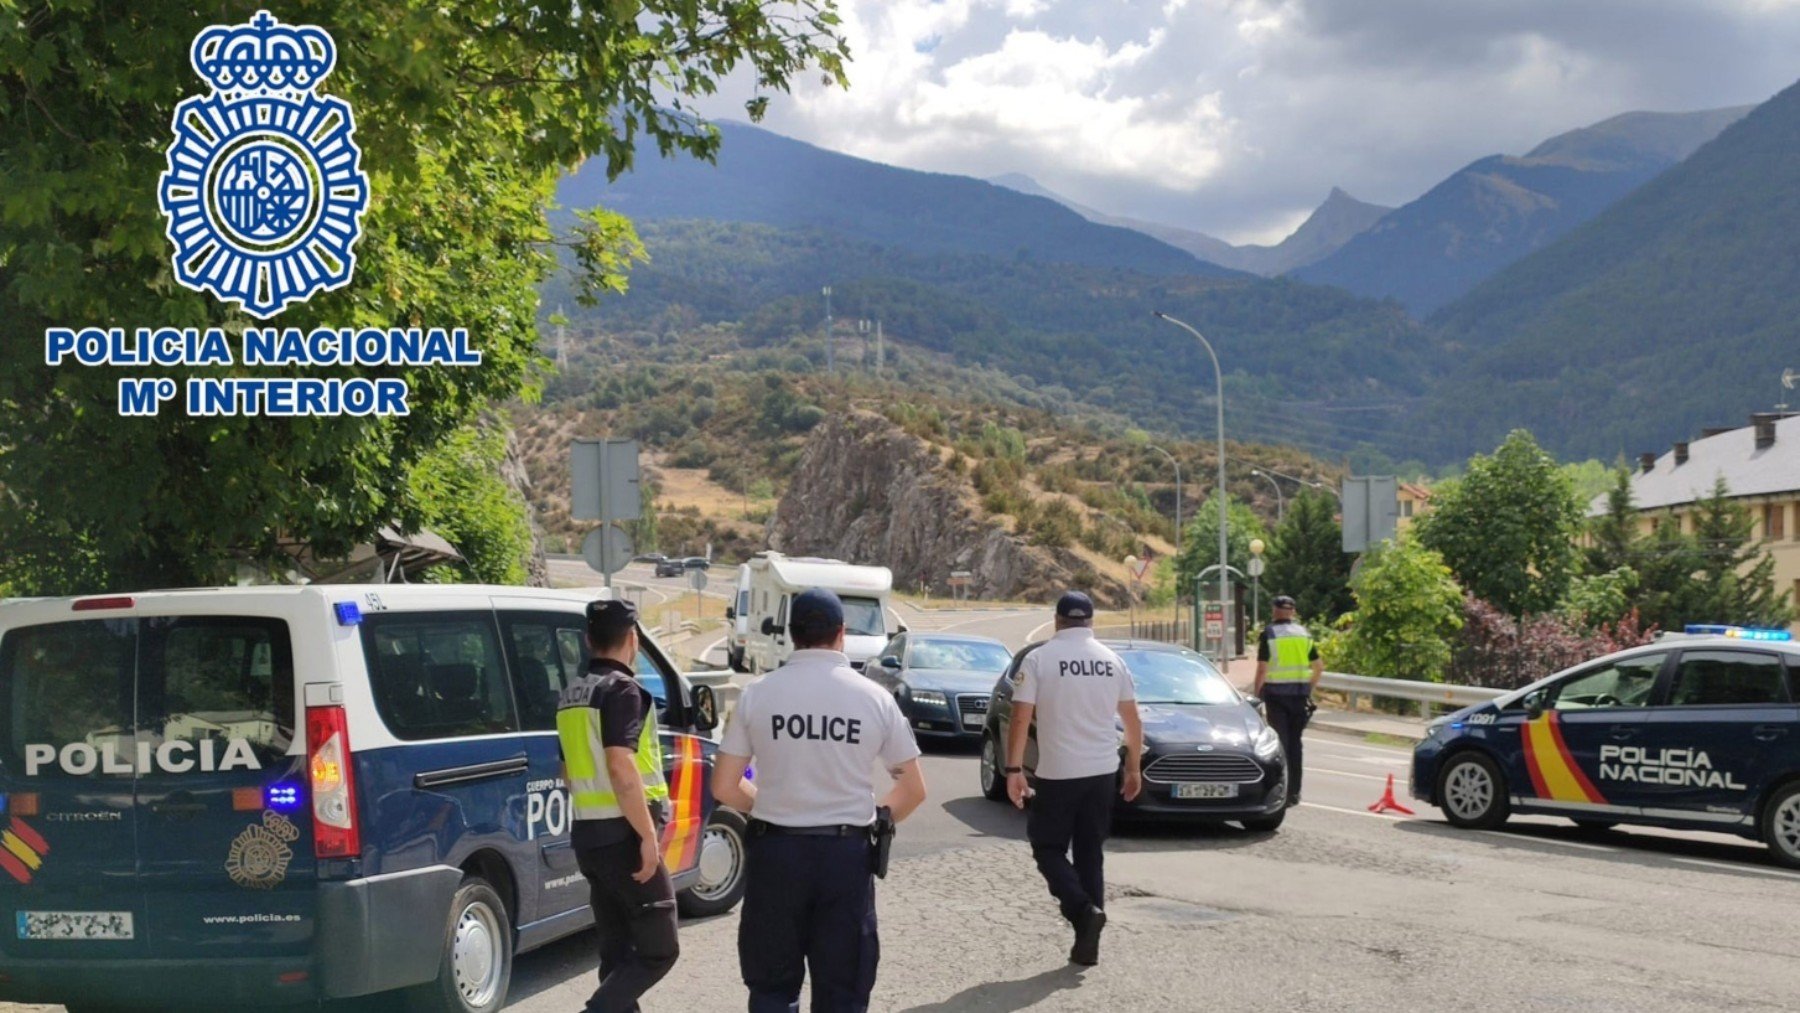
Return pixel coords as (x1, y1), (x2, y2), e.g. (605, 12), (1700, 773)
(1607, 726), (1638, 741)
(1753, 725), (1787, 742)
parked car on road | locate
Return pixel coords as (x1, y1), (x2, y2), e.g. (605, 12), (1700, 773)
(978, 640), (1288, 829)
(865, 633), (1014, 742)
(1413, 625), (1800, 867)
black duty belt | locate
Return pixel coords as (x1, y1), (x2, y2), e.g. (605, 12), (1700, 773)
(748, 819), (871, 838)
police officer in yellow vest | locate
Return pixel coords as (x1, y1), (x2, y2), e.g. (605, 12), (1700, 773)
(1253, 595), (1322, 807)
(557, 598), (679, 1013)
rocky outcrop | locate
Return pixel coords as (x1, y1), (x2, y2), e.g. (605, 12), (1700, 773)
(500, 422), (550, 587)
(769, 412), (1128, 606)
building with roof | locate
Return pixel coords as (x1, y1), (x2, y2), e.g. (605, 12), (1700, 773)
(1588, 412), (1800, 619)
(1397, 482), (1433, 533)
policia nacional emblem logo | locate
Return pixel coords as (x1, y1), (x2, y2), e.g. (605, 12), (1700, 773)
(226, 810), (300, 890)
(158, 11), (369, 319)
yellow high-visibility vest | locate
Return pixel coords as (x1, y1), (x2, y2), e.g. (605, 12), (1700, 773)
(557, 673), (668, 821)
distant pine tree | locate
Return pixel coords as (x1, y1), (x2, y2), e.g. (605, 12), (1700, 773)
(1688, 478), (1793, 627)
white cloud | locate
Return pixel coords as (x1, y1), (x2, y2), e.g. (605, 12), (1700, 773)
(709, 0), (1800, 242)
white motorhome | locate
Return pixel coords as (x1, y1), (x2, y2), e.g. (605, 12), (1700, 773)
(725, 564), (752, 672)
(740, 553), (897, 673)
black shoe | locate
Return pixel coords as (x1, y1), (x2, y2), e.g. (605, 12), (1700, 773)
(1069, 904), (1105, 966)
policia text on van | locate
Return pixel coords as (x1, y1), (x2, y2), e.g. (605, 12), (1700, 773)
(0, 585), (746, 1013)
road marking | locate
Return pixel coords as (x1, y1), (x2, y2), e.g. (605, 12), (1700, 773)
(1297, 801), (1412, 822)
(1474, 829), (1619, 854)
(1027, 618), (1055, 641)
(1307, 766), (1397, 783)
(697, 635), (728, 663)
(1668, 856), (1800, 881)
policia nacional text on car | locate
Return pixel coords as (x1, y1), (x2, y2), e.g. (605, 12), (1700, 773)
(713, 589), (930, 1013)
(556, 599), (681, 1013)
(1254, 594), (1322, 806)
(1005, 591), (1144, 967)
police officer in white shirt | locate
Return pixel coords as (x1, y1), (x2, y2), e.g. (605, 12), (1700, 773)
(1004, 591), (1143, 966)
(712, 588), (929, 1013)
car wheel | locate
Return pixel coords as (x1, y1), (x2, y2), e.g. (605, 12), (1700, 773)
(1437, 751), (1510, 830)
(406, 875), (513, 1013)
(1761, 781), (1800, 869)
(979, 733), (1008, 802)
(679, 808), (749, 917)
(1241, 808), (1286, 833)
(727, 646), (747, 673)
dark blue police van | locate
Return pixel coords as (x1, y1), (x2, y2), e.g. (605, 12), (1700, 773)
(1412, 626), (1800, 867)
(0, 585), (748, 1011)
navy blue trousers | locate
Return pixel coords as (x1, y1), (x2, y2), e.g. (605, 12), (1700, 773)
(1265, 693), (1310, 800)
(1026, 772), (1114, 924)
(738, 833), (878, 1013)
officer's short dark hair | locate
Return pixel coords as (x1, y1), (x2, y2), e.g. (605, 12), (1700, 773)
(587, 599), (638, 653)
(789, 588), (846, 649)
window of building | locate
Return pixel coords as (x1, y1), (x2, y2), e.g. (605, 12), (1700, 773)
(1402, 500), (1414, 518)
(1765, 503), (1785, 540)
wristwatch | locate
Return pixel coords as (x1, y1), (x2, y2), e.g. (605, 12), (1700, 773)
(1004, 766), (1022, 774)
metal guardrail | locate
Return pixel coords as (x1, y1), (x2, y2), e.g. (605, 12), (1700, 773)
(1318, 671), (1507, 718)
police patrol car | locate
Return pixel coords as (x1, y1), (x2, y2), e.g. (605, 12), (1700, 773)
(1412, 626), (1800, 868)
(0, 585), (748, 1012)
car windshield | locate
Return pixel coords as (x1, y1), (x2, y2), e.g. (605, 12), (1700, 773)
(1118, 649), (1237, 705)
(909, 638), (1013, 673)
(840, 596), (886, 637)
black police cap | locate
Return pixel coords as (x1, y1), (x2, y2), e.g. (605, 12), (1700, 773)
(790, 588), (845, 636)
(1056, 591), (1095, 619)
(586, 598), (638, 635)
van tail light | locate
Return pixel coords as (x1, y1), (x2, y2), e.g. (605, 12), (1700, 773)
(306, 706), (361, 858)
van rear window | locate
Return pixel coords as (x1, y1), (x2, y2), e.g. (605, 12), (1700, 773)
(1, 617), (295, 775)
(360, 612), (518, 740)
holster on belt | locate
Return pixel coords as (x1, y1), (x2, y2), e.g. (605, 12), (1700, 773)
(869, 806), (896, 879)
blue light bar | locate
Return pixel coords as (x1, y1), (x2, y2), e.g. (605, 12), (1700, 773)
(266, 783), (302, 811)
(1684, 624), (1793, 641)
(333, 601), (362, 626)
(0, 794), (8, 816)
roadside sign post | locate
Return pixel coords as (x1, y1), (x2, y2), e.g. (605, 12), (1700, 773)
(688, 566), (708, 618)
(947, 570), (973, 602)
(1341, 476), (1399, 554)
(571, 438), (641, 586)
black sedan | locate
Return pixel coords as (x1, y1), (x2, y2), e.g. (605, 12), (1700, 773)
(977, 640), (1289, 830)
(865, 632), (1015, 742)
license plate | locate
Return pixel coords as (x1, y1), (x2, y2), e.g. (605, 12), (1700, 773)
(17, 911), (135, 941)
(1172, 783), (1237, 800)
(961, 712), (985, 729)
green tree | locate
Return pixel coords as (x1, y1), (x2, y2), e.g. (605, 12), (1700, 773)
(1336, 533), (1464, 682)
(0, 2), (846, 595)
(407, 423), (532, 584)
(1632, 517), (1704, 631)
(1175, 491), (1267, 602)
(1688, 479), (1793, 627)
(1262, 489), (1352, 622)
(1417, 429), (1583, 617)
(1585, 466), (1640, 575)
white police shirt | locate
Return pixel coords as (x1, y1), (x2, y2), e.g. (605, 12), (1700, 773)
(720, 649), (921, 827)
(1014, 627), (1135, 780)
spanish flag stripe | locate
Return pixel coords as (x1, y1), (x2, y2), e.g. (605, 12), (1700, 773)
(662, 737), (699, 870)
(2, 831), (43, 871)
(1521, 716), (1554, 798)
(0, 849), (30, 885)
(1545, 713), (1607, 804)
(9, 819), (49, 855)
(677, 737), (702, 868)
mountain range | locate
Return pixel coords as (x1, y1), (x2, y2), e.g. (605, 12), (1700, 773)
(987, 175), (1391, 276)
(555, 82), (1797, 465)
(1294, 106), (1751, 315)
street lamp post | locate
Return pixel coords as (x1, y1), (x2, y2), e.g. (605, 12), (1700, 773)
(1248, 538), (1266, 628)
(1146, 444), (1183, 574)
(1259, 464), (1340, 509)
(1251, 469), (1284, 522)
(1153, 310), (1229, 668)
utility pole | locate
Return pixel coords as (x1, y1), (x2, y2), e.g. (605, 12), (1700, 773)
(822, 285), (834, 372)
(858, 319), (871, 371)
(876, 320), (884, 376)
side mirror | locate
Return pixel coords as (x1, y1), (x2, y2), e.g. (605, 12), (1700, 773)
(1523, 689), (1547, 718)
(896, 623), (909, 635)
(725, 605), (736, 620)
(878, 655), (902, 671)
(1243, 693), (1263, 712)
(761, 618), (785, 637)
(691, 685), (719, 732)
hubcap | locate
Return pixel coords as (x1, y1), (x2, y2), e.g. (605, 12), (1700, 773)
(451, 901), (503, 1008)
(1775, 795), (1800, 859)
(1445, 761), (1493, 821)
(690, 824), (744, 901)
(980, 737), (998, 793)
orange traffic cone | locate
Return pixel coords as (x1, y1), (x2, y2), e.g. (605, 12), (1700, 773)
(1367, 773), (1415, 816)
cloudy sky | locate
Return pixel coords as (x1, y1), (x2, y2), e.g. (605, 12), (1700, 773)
(707, 0), (1800, 244)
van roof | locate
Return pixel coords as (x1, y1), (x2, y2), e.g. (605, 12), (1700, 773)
(755, 556), (893, 593)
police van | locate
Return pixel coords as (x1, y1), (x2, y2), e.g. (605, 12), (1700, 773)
(0, 585), (749, 1012)
(1412, 626), (1800, 868)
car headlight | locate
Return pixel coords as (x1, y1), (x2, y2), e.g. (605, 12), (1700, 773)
(911, 689), (948, 708)
(1253, 724), (1281, 759)
(1424, 719), (1449, 740)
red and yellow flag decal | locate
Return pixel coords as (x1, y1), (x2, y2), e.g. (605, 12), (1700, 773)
(1, 818), (49, 885)
(661, 736), (704, 873)
(1521, 712), (1606, 804)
